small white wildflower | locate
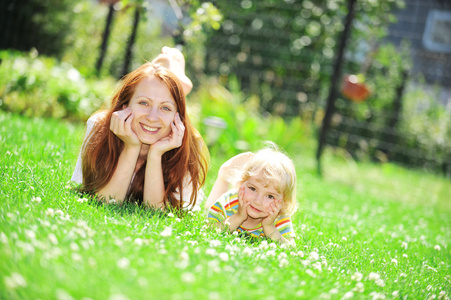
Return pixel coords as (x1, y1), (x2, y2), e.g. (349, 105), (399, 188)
(308, 251), (319, 261)
(279, 258), (289, 268)
(160, 226), (172, 237)
(209, 240), (221, 247)
(180, 252), (189, 261)
(301, 259), (310, 267)
(243, 247), (253, 256)
(375, 279), (385, 287)
(369, 272), (380, 281)
(259, 240), (269, 250)
(434, 245), (441, 251)
(46, 208), (55, 217)
(109, 293), (129, 300)
(400, 272), (407, 278)
(391, 258), (398, 265)
(267, 250), (276, 257)
(392, 291), (399, 297)
(167, 213), (175, 218)
(342, 291), (354, 299)
(219, 252), (229, 262)
(134, 238), (143, 246)
(48, 233), (58, 245)
(70, 242), (79, 251)
(318, 231), (323, 236)
(401, 241), (408, 249)
(4, 272), (27, 289)
(342, 237), (347, 241)
(55, 210), (64, 217)
(31, 196), (41, 203)
(25, 229), (36, 240)
(438, 291), (447, 299)
(305, 269), (316, 278)
(254, 266), (265, 274)
(108, 199), (116, 204)
(71, 253), (82, 261)
(297, 250), (305, 258)
(181, 272), (195, 283)
(232, 231), (238, 236)
(77, 198), (87, 203)
(353, 282), (364, 293)
(370, 259), (375, 264)
(175, 218), (181, 222)
(205, 248), (217, 256)
(330, 288), (339, 294)
(233, 237), (241, 243)
(269, 242), (277, 249)
(312, 262), (322, 272)
(351, 272), (363, 281)
(117, 257), (130, 269)
(402, 254), (408, 258)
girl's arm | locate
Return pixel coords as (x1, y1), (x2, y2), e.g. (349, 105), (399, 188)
(142, 113), (185, 208)
(98, 109), (141, 203)
(205, 152), (254, 209)
(262, 225), (295, 246)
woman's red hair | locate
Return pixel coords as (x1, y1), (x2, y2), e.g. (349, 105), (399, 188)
(81, 63), (209, 209)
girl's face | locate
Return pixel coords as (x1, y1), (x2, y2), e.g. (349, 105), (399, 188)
(128, 76), (178, 145)
(241, 171), (283, 220)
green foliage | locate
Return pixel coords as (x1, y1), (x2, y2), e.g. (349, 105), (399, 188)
(0, 50), (115, 121)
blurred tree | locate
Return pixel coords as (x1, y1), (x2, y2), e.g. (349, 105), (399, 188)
(0, 0), (75, 58)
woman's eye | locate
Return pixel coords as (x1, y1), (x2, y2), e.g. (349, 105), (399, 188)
(139, 101), (148, 106)
(162, 106), (172, 111)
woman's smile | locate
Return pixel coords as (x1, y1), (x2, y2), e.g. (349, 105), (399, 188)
(141, 123), (159, 133)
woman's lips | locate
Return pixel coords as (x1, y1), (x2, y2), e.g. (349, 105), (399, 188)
(141, 124), (159, 133)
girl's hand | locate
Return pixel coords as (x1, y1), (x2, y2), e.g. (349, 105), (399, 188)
(110, 107), (141, 148)
(235, 185), (250, 222)
(261, 198), (283, 227)
(149, 113), (185, 157)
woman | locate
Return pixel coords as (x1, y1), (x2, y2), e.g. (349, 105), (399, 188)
(72, 48), (208, 210)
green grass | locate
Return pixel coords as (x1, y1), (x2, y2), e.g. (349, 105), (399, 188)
(1, 111), (450, 300)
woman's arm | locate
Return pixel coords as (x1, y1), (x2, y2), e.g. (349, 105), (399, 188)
(142, 113), (185, 208)
(98, 109), (141, 203)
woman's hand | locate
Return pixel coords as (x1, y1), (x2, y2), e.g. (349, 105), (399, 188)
(149, 113), (185, 157)
(261, 198), (283, 227)
(110, 107), (141, 148)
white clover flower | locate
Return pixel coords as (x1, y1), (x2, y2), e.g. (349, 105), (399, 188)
(134, 238), (143, 246)
(77, 198), (88, 203)
(402, 254), (408, 258)
(279, 252), (287, 259)
(330, 288), (339, 294)
(71, 253), (82, 261)
(375, 279), (385, 287)
(351, 271), (363, 281)
(401, 241), (408, 249)
(109, 199), (117, 204)
(434, 245), (441, 251)
(370, 259), (375, 264)
(318, 231), (323, 236)
(160, 226), (172, 237)
(369, 292), (386, 300)
(269, 242), (277, 249)
(438, 291), (448, 300)
(305, 269), (316, 278)
(117, 257), (130, 269)
(187, 240), (198, 246)
(180, 252), (189, 261)
(266, 250), (276, 257)
(167, 213), (175, 218)
(181, 272), (195, 283)
(219, 252), (229, 262)
(45, 208), (55, 217)
(109, 293), (130, 300)
(254, 266), (265, 274)
(55, 210), (64, 217)
(308, 251), (319, 261)
(400, 272), (407, 278)
(259, 240), (269, 250)
(243, 247), (253, 256)
(48, 233), (58, 245)
(342, 291), (354, 299)
(297, 250), (305, 258)
(25, 229), (36, 240)
(301, 259), (310, 267)
(206, 248), (217, 256)
(31, 196), (41, 203)
(312, 262), (322, 272)
(369, 272), (380, 281)
(392, 291), (399, 297)
(353, 282), (364, 293)
(233, 237), (241, 243)
(279, 258), (289, 268)
(4, 272), (27, 289)
(232, 231), (238, 236)
(70, 242), (79, 251)
(342, 237), (347, 241)
(391, 258), (398, 265)
(209, 240), (221, 247)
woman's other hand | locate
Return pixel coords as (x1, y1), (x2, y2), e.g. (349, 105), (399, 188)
(149, 112), (185, 157)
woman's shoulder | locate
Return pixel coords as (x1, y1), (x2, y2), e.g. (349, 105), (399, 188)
(87, 110), (108, 125)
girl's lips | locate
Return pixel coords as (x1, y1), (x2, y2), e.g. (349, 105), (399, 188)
(249, 205), (263, 213)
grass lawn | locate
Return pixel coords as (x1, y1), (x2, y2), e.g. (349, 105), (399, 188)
(1, 111), (450, 300)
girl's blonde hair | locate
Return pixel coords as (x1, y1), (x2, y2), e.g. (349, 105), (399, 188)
(238, 145), (297, 216)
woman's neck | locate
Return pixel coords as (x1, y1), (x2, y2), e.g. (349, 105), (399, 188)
(135, 144), (150, 173)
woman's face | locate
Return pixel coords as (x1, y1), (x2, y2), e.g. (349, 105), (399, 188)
(128, 76), (178, 145)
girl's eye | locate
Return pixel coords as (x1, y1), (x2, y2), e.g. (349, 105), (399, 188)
(248, 186), (256, 192)
(267, 194), (275, 200)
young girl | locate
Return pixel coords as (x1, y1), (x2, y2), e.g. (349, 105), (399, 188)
(206, 147), (297, 244)
(72, 47), (209, 210)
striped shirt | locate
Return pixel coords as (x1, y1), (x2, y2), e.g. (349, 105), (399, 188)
(208, 189), (295, 239)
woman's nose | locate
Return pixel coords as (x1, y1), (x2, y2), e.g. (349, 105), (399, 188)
(147, 107), (159, 120)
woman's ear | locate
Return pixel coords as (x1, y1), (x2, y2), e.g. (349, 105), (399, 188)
(122, 104), (128, 109)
